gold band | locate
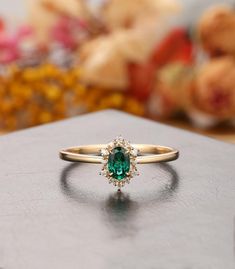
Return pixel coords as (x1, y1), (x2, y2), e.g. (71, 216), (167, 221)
(59, 144), (179, 164)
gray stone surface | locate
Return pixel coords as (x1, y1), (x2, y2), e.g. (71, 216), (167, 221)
(0, 109), (234, 268)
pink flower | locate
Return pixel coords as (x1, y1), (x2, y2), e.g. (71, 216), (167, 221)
(0, 34), (19, 64)
(51, 16), (87, 49)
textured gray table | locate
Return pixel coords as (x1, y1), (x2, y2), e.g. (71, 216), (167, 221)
(0, 110), (234, 269)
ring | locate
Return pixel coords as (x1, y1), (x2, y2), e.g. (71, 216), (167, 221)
(59, 136), (179, 188)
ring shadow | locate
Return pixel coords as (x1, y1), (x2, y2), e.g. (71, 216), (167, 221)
(60, 162), (179, 204)
(60, 163), (179, 235)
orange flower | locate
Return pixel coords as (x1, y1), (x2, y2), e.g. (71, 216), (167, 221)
(191, 57), (235, 119)
(198, 5), (235, 57)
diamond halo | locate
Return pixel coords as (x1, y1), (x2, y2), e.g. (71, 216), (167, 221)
(100, 136), (139, 188)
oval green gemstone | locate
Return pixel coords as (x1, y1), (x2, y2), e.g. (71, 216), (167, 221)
(108, 147), (130, 180)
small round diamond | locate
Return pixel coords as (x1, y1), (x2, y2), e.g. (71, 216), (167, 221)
(131, 148), (138, 156)
(101, 148), (109, 156)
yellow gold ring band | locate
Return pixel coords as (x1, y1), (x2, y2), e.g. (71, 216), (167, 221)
(59, 136), (179, 188)
(60, 144), (179, 164)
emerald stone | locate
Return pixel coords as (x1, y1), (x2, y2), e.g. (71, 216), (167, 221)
(108, 147), (130, 180)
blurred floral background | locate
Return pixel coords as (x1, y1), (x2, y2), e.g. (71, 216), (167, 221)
(0, 0), (235, 142)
